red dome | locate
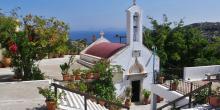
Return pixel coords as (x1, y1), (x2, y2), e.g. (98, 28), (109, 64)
(85, 42), (126, 58)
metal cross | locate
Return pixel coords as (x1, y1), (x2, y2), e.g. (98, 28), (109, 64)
(133, 0), (136, 5)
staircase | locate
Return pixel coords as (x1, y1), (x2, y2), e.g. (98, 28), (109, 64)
(156, 81), (212, 110)
(52, 82), (129, 110)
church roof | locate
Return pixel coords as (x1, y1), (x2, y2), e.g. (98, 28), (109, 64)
(85, 42), (126, 58)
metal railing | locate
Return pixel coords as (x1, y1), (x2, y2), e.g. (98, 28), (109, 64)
(51, 83), (130, 110)
(162, 80), (206, 95)
(157, 82), (212, 110)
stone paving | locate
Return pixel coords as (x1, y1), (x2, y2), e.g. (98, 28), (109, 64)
(0, 80), (50, 110)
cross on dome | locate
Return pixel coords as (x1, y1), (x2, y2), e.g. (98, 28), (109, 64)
(133, 0), (136, 5)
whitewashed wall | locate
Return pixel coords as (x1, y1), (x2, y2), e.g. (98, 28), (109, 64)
(110, 45), (160, 96)
(151, 84), (188, 106)
(184, 65), (220, 81)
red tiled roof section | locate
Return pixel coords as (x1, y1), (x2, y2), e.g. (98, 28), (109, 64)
(85, 42), (126, 58)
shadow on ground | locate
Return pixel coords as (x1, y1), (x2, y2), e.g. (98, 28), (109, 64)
(0, 74), (13, 82)
(26, 105), (46, 110)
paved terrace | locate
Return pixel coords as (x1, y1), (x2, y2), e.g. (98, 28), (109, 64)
(0, 80), (50, 110)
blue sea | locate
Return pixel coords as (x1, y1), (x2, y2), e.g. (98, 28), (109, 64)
(69, 31), (127, 44)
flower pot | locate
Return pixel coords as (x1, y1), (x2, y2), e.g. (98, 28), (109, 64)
(59, 54), (64, 58)
(209, 96), (220, 107)
(98, 100), (106, 106)
(158, 76), (165, 84)
(157, 96), (161, 103)
(171, 83), (178, 91)
(75, 74), (81, 80)
(94, 73), (100, 79)
(125, 99), (131, 107)
(46, 100), (56, 110)
(2, 57), (11, 67)
(0, 62), (3, 68)
(62, 74), (70, 81)
(86, 73), (94, 79)
(143, 97), (150, 105)
(70, 75), (75, 81)
(48, 53), (53, 59)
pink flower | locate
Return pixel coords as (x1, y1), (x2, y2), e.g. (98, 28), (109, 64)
(9, 43), (18, 53)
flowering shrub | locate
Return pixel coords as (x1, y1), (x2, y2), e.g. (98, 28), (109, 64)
(9, 43), (18, 53)
(0, 12), (69, 80)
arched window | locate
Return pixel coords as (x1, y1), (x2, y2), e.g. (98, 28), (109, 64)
(133, 12), (139, 42)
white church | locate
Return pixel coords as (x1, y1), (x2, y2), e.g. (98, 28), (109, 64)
(77, 1), (160, 102)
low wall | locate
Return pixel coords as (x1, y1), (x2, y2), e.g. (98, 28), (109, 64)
(184, 65), (220, 81)
(151, 84), (189, 107)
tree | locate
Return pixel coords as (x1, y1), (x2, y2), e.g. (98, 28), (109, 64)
(143, 15), (217, 78)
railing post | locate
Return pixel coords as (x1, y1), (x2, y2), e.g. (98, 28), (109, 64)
(169, 80), (172, 91)
(54, 85), (57, 100)
(84, 96), (87, 110)
(208, 82), (212, 104)
(188, 82), (193, 108)
(173, 103), (176, 109)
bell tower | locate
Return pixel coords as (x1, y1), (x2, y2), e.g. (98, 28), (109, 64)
(126, 0), (143, 46)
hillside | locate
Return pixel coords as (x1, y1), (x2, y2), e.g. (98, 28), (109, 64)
(187, 22), (220, 40)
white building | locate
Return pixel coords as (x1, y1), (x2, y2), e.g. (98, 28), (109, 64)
(77, 1), (160, 102)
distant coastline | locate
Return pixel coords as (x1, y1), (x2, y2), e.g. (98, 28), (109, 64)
(69, 31), (126, 44)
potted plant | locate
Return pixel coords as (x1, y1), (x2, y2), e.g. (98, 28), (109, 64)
(171, 79), (179, 91)
(60, 63), (70, 81)
(209, 87), (220, 107)
(0, 61), (3, 68)
(124, 86), (132, 107)
(72, 69), (81, 80)
(37, 87), (63, 110)
(170, 75), (179, 91)
(142, 89), (150, 105)
(78, 82), (88, 92)
(2, 50), (11, 67)
(59, 56), (74, 81)
(157, 73), (165, 84)
(85, 69), (94, 80)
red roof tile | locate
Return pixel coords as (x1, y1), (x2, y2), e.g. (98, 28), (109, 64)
(85, 42), (126, 58)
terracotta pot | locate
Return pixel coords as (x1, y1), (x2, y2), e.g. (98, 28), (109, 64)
(157, 96), (161, 103)
(160, 97), (164, 101)
(59, 54), (64, 58)
(86, 73), (94, 79)
(171, 83), (178, 91)
(48, 54), (53, 59)
(62, 74), (70, 81)
(143, 97), (150, 105)
(53, 54), (59, 58)
(70, 75), (75, 81)
(0, 62), (3, 68)
(98, 100), (106, 106)
(46, 100), (56, 110)
(158, 76), (165, 84)
(209, 96), (220, 107)
(75, 74), (81, 80)
(94, 73), (100, 79)
(3, 57), (11, 67)
(125, 99), (131, 107)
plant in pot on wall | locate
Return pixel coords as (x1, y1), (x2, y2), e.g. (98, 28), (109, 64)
(157, 72), (165, 84)
(60, 56), (74, 81)
(37, 87), (64, 110)
(142, 89), (150, 105)
(170, 76), (179, 91)
(124, 86), (132, 107)
(72, 69), (81, 81)
(85, 69), (94, 80)
(209, 87), (220, 107)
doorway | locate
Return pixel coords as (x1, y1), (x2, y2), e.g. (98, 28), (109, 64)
(131, 80), (140, 102)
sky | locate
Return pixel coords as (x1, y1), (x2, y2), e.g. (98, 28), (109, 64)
(1, 0), (220, 31)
